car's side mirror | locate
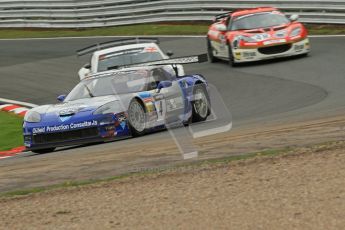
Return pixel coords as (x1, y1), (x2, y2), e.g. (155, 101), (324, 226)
(57, 95), (66, 102)
(83, 63), (91, 69)
(157, 81), (172, 93)
(290, 14), (299, 22)
(78, 67), (91, 81)
(166, 50), (174, 57)
(215, 24), (227, 32)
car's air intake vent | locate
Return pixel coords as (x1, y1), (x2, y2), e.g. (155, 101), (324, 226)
(33, 127), (99, 144)
(258, 44), (291, 55)
(245, 30), (262, 34)
(273, 26), (287, 31)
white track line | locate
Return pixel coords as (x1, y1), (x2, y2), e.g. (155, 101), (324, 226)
(0, 98), (37, 108)
(0, 104), (12, 109)
(10, 107), (29, 114)
(0, 156), (11, 159)
(0, 34), (344, 41)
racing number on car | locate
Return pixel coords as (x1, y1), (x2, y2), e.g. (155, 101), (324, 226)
(154, 96), (167, 121)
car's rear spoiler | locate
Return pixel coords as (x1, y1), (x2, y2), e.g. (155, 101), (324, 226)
(213, 11), (232, 22)
(107, 54), (208, 71)
(76, 38), (160, 56)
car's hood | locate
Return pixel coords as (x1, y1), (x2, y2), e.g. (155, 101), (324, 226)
(32, 95), (121, 115)
(235, 22), (304, 41)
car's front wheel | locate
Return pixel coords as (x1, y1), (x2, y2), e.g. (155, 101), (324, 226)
(228, 43), (238, 67)
(192, 84), (210, 122)
(128, 99), (147, 136)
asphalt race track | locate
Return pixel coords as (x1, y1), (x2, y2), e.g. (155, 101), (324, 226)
(0, 36), (344, 191)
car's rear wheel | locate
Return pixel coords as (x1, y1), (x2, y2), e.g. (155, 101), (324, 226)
(32, 148), (55, 154)
(128, 99), (147, 136)
(192, 84), (210, 123)
(207, 38), (218, 63)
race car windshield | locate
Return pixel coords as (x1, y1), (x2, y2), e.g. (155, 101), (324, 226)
(230, 12), (290, 30)
(65, 71), (148, 101)
(97, 49), (163, 72)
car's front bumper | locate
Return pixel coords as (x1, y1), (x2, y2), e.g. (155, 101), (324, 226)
(23, 113), (131, 151)
(232, 38), (310, 63)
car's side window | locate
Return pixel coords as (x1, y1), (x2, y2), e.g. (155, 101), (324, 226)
(146, 77), (158, 91)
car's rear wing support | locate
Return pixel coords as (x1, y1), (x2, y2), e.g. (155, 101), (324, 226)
(76, 38), (160, 56)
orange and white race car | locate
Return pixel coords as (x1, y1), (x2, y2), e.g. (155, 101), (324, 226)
(207, 7), (310, 66)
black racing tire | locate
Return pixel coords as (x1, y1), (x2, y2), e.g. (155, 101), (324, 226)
(300, 52), (309, 58)
(228, 43), (238, 67)
(128, 98), (147, 137)
(32, 148), (55, 154)
(207, 38), (218, 63)
(192, 84), (211, 123)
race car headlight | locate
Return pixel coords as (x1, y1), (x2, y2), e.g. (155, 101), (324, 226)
(24, 111), (41, 123)
(93, 101), (123, 115)
(290, 27), (302, 37)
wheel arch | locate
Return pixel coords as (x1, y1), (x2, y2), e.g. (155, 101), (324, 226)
(132, 96), (146, 108)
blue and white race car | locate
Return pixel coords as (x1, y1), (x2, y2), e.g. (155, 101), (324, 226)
(23, 55), (210, 153)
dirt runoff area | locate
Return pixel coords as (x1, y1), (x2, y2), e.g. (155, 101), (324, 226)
(0, 139), (344, 230)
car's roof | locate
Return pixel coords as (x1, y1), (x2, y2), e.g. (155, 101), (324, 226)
(231, 7), (278, 17)
(92, 42), (160, 56)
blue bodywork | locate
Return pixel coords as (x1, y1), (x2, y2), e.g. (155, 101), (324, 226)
(23, 72), (208, 151)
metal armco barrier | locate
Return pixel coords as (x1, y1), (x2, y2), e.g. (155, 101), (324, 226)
(0, 0), (344, 28)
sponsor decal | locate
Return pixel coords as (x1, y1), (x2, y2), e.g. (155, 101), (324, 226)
(243, 52), (256, 58)
(219, 34), (227, 45)
(294, 44), (304, 51)
(166, 97), (183, 112)
(32, 120), (98, 134)
(59, 115), (72, 122)
(234, 52), (242, 60)
(252, 33), (270, 41)
(145, 102), (155, 113)
(144, 47), (158, 52)
(263, 39), (286, 45)
(117, 113), (127, 122)
(120, 122), (126, 130)
(154, 100), (166, 121)
(143, 98), (153, 103)
(138, 91), (151, 99)
(70, 120), (98, 129)
(32, 127), (46, 134)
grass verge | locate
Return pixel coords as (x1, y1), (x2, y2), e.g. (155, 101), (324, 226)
(4, 139), (343, 198)
(0, 24), (208, 39)
(0, 23), (344, 39)
(0, 112), (23, 151)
